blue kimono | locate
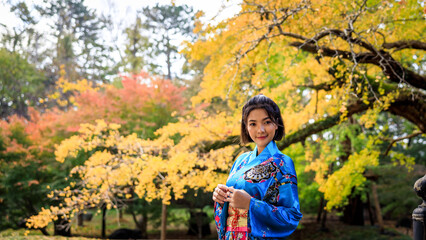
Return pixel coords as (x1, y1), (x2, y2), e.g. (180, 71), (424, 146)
(214, 141), (302, 239)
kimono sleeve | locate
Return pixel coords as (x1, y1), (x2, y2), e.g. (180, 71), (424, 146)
(214, 152), (250, 239)
(214, 201), (227, 240)
(247, 157), (302, 238)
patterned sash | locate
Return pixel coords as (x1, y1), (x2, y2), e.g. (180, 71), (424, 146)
(226, 206), (248, 232)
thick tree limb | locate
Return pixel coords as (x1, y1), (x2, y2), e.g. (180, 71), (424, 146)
(203, 89), (425, 153)
(278, 114), (341, 150)
(383, 40), (426, 51)
(306, 28), (377, 53)
(387, 92), (426, 132)
(289, 41), (426, 91)
(278, 91), (426, 150)
(278, 97), (373, 150)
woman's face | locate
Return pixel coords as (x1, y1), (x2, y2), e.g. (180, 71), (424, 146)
(246, 108), (277, 154)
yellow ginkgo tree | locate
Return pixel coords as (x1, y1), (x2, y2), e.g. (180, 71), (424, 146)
(182, 0), (425, 212)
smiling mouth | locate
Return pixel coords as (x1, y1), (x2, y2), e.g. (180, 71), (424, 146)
(257, 136), (267, 139)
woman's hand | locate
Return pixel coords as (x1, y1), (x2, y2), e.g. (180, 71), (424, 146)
(212, 184), (229, 205)
(227, 187), (251, 210)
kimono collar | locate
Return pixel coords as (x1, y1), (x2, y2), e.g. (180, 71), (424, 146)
(250, 141), (280, 161)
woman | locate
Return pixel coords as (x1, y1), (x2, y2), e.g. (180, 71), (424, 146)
(212, 94), (302, 239)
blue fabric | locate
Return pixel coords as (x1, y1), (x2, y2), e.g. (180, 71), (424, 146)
(214, 141), (302, 239)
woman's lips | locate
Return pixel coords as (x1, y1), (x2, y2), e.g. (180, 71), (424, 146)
(257, 136), (267, 139)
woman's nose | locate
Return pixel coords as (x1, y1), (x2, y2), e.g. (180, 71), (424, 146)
(258, 124), (265, 132)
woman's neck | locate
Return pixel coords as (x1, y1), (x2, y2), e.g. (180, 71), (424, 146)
(257, 146), (265, 156)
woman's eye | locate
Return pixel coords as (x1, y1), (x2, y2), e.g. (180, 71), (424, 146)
(249, 123), (255, 126)
(265, 121), (272, 124)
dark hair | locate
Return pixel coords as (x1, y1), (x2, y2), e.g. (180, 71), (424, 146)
(240, 94), (284, 144)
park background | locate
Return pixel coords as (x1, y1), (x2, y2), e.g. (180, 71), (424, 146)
(0, 0), (425, 239)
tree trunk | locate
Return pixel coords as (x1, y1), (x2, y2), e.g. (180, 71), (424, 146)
(197, 212), (202, 239)
(77, 212), (84, 226)
(39, 227), (50, 236)
(187, 210), (211, 238)
(161, 203), (167, 240)
(139, 211), (148, 239)
(366, 192), (375, 226)
(26, 200), (50, 236)
(165, 36), (172, 81)
(371, 182), (384, 232)
(102, 205), (107, 238)
(340, 127), (364, 226)
(342, 194), (364, 225)
(54, 218), (71, 236)
(130, 204), (148, 238)
(317, 196), (324, 223)
(320, 203), (328, 231)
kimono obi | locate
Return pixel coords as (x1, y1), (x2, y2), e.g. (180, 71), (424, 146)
(226, 206), (248, 232)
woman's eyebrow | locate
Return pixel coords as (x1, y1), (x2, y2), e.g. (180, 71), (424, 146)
(248, 117), (271, 122)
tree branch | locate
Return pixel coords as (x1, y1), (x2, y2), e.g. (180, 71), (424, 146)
(306, 28), (377, 53)
(383, 131), (422, 156)
(387, 91), (426, 132)
(278, 114), (341, 149)
(293, 66), (348, 91)
(383, 40), (426, 51)
(294, 83), (334, 91)
(234, 3), (426, 92)
(278, 97), (373, 150)
(281, 90), (426, 150)
(289, 41), (426, 91)
(201, 90), (425, 153)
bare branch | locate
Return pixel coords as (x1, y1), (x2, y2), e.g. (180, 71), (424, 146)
(235, 0), (310, 59)
(293, 73), (346, 91)
(309, 29), (377, 53)
(383, 131), (423, 156)
(346, 0), (368, 33)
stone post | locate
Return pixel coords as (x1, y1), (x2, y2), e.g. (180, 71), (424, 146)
(412, 174), (426, 240)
